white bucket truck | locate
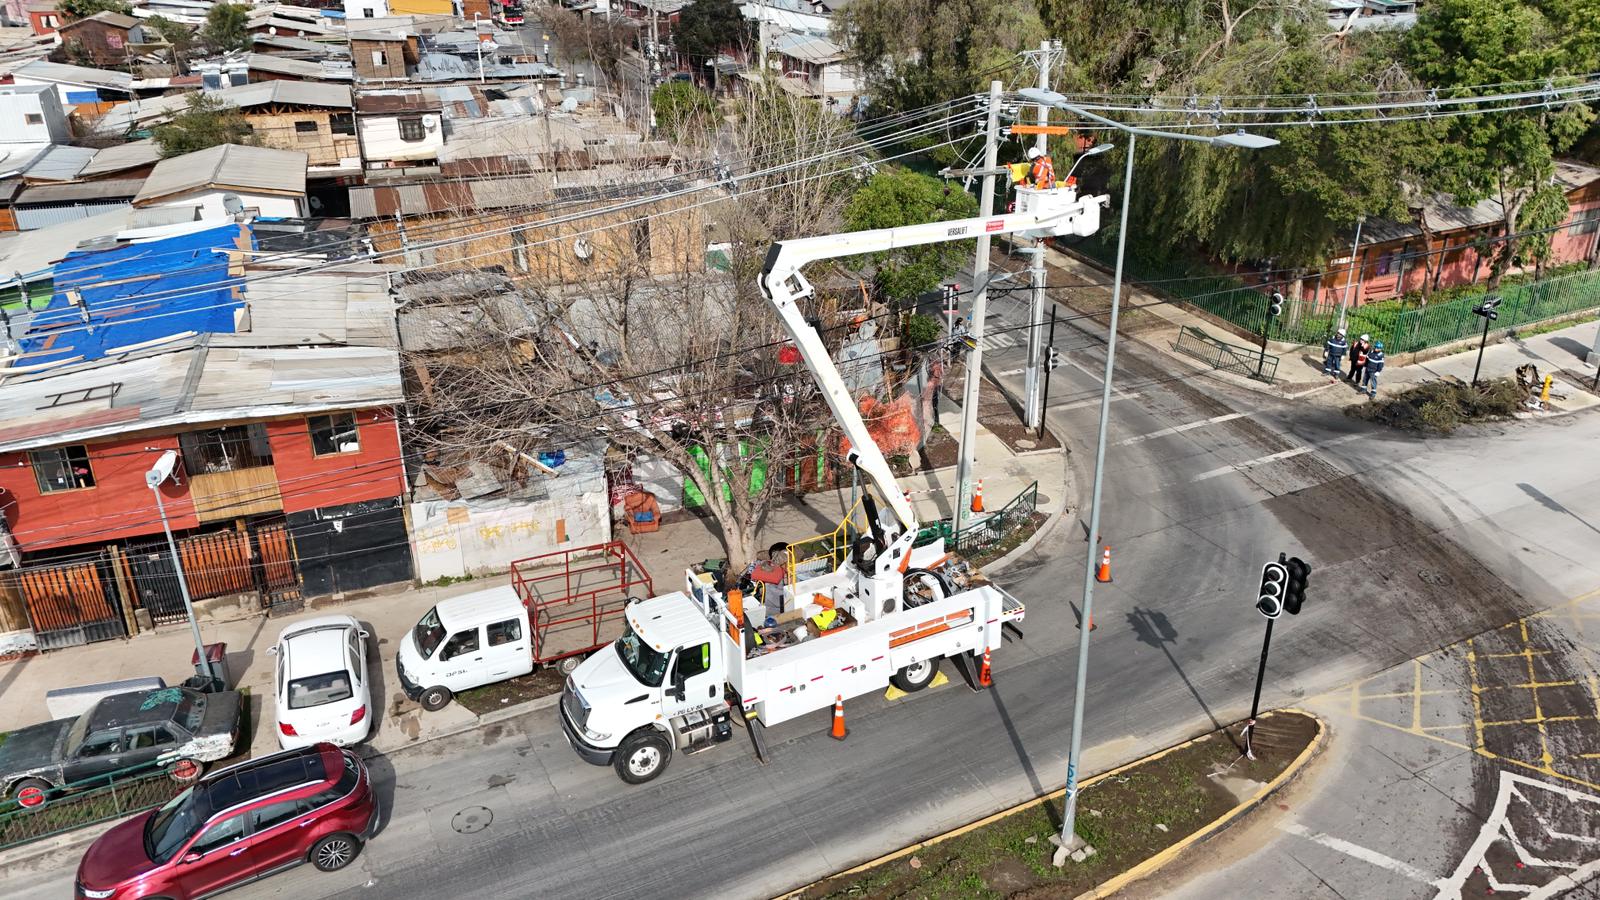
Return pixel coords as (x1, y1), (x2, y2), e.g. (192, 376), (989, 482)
(560, 185), (1106, 783)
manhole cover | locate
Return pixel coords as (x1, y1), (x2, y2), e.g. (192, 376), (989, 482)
(452, 806), (493, 834)
(1418, 570), (1453, 587)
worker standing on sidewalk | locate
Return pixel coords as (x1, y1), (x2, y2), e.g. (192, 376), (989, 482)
(1348, 333), (1370, 385)
(1322, 328), (1349, 378)
(1364, 342), (1386, 399)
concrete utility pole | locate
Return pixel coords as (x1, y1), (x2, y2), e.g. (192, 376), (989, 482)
(1022, 40), (1055, 430)
(953, 80), (1003, 535)
(757, 0), (769, 77)
(1336, 215), (1365, 332)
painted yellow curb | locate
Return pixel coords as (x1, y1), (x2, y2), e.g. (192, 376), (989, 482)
(1074, 708), (1326, 899)
(774, 708), (1326, 900)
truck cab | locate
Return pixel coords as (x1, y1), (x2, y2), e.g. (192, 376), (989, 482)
(559, 593), (734, 783)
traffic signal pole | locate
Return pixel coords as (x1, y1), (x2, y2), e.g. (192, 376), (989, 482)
(1037, 305), (1058, 439)
(1242, 616), (1275, 760)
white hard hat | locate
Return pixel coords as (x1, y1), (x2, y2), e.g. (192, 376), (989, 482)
(1360, 333), (1370, 341)
(1337, 327), (1346, 336)
(1026, 147), (1043, 160)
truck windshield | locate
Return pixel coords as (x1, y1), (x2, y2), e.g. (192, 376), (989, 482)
(415, 608), (447, 659)
(616, 624), (669, 687)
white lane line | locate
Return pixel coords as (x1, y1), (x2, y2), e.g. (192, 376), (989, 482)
(1051, 392), (1143, 412)
(1116, 411), (1247, 446)
(1279, 822), (1443, 887)
(1190, 434), (1361, 483)
(996, 367), (1026, 377)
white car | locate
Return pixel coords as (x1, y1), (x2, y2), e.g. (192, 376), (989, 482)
(271, 615), (372, 750)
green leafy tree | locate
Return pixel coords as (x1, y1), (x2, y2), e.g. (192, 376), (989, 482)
(673, 0), (750, 73)
(57, 0), (132, 21)
(844, 168), (978, 301)
(151, 93), (256, 157)
(651, 81), (714, 140)
(1407, 0), (1594, 286)
(201, 2), (251, 53)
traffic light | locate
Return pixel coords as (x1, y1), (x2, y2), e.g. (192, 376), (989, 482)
(1047, 347), (1062, 371)
(1473, 296), (1501, 321)
(943, 284), (960, 312)
(1256, 560), (1287, 619)
(1268, 292), (1284, 317)
(1283, 556), (1311, 615)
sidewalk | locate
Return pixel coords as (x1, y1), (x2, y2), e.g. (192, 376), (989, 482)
(1044, 245), (1600, 410)
(0, 401), (1069, 757)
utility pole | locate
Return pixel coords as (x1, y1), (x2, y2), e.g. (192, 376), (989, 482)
(953, 80), (1003, 535)
(1022, 41), (1055, 430)
(757, 0), (769, 78)
(1335, 215), (1365, 332)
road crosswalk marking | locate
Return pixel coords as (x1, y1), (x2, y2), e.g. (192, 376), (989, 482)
(1117, 412), (1248, 446)
(1190, 433), (1360, 482)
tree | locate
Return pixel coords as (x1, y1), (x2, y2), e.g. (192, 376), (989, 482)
(1407, 0), (1594, 286)
(58, 0), (132, 20)
(543, 6), (630, 81)
(673, 0), (750, 77)
(151, 93), (256, 157)
(145, 16), (196, 75)
(651, 81), (713, 140)
(844, 168), (978, 301)
(201, 2), (250, 53)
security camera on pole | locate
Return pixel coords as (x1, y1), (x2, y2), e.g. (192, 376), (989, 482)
(1240, 552), (1310, 759)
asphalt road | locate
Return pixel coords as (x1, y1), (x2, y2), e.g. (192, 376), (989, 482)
(10, 281), (1587, 899)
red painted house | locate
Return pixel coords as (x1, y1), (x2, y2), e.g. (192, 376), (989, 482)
(26, 0), (62, 37)
(0, 221), (410, 650)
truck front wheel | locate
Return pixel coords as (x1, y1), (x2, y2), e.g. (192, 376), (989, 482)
(891, 656), (941, 692)
(615, 730), (671, 784)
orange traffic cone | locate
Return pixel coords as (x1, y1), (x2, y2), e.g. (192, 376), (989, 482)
(903, 489), (913, 507)
(978, 646), (993, 687)
(830, 695), (848, 740)
(1096, 546), (1112, 583)
(971, 479), (985, 513)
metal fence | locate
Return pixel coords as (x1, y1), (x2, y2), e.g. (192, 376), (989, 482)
(914, 481), (1042, 557)
(1074, 241), (1600, 354)
(1174, 326), (1280, 381)
(0, 760), (183, 853)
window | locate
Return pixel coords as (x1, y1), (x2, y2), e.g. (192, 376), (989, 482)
(294, 120), (319, 136)
(189, 813), (247, 856)
(75, 731), (121, 759)
(249, 798), (306, 833)
(511, 227), (529, 272)
(674, 643), (711, 681)
(487, 618), (522, 647)
(288, 671), (352, 709)
(123, 724), (173, 751)
(631, 220), (651, 262)
(40, 14), (58, 28)
(1570, 207), (1600, 236)
(398, 116), (426, 142)
(440, 629), (480, 661)
(371, 49), (388, 67)
(30, 445), (95, 492)
(330, 112), (355, 135)
(1374, 253), (1394, 277)
(179, 423), (273, 474)
(24, 112), (42, 125)
(363, 8), (375, 15)
(306, 752), (360, 808)
(307, 413), (359, 456)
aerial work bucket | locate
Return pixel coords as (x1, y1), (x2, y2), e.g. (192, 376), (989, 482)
(1013, 185), (1103, 239)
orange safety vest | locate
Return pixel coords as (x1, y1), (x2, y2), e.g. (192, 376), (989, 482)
(1030, 156), (1055, 189)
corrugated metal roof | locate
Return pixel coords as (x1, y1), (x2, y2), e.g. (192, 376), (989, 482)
(209, 77), (353, 109)
(243, 53), (332, 80)
(59, 10), (139, 29)
(13, 60), (133, 91)
(21, 145), (95, 183)
(78, 139), (162, 178)
(771, 32), (846, 65)
(16, 178), (144, 204)
(136, 144), (307, 205)
(355, 90), (441, 114)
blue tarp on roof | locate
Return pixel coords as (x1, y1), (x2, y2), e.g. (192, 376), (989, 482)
(19, 224), (252, 365)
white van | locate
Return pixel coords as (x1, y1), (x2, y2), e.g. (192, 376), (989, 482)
(396, 586), (534, 711)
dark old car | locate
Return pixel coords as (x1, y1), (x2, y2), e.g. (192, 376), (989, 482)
(0, 687), (241, 808)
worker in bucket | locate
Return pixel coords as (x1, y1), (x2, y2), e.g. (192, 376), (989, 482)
(1026, 146), (1055, 189)
(748, 543), (790, 621)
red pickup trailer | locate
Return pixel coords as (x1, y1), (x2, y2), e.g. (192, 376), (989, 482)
(512, 541), (655, 674)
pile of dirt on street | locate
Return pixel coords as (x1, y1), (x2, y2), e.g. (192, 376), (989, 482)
(1345, 377), (1522, 433)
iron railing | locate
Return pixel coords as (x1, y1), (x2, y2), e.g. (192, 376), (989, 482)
(1174, 326), (1280, 381)
(0, 760), (184, 853)
(914, 481), (1042, 556)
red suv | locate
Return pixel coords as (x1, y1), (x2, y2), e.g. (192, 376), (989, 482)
(75, 742), (378, 900)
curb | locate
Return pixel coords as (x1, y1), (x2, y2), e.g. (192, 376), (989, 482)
(361, 691), (562, 760)
(775, 708), (1326, 900)
(0, 816), (114, 873)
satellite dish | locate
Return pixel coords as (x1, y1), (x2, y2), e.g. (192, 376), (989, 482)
(222, 194), (244, 215)
(559, 96), (578, 112)
(573, 237), (591, 260)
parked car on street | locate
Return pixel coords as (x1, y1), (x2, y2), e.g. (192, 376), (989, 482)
(271, 615), (372, 750)
(74, 742), (377, 900)
(1, 687), (241, 808)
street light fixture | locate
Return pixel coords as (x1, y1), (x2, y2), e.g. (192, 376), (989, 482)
(1061, 142), (1114, 183)
(1018, 87), (1278, 860)
(146, 450), (219, 686)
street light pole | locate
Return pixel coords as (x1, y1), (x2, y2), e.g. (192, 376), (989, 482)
(1336, 215), (1365, 333)
(953, 80), (1004, 536)
(146, 452), (216, 685)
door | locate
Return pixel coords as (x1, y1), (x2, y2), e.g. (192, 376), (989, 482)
(179, 812), (255, 897)
(482, 616), (533, 682)
(63, 729), (125, 785)
(119, 723), (179, 770)
(661, 642), (719, 718)
(436, 627), (484, 692)
(247, 798), (312, 876)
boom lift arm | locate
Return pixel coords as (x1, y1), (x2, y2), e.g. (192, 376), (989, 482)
(757, 186), (1108, 600)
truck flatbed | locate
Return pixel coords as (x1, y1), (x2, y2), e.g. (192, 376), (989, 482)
(513, 542), (654, 665)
